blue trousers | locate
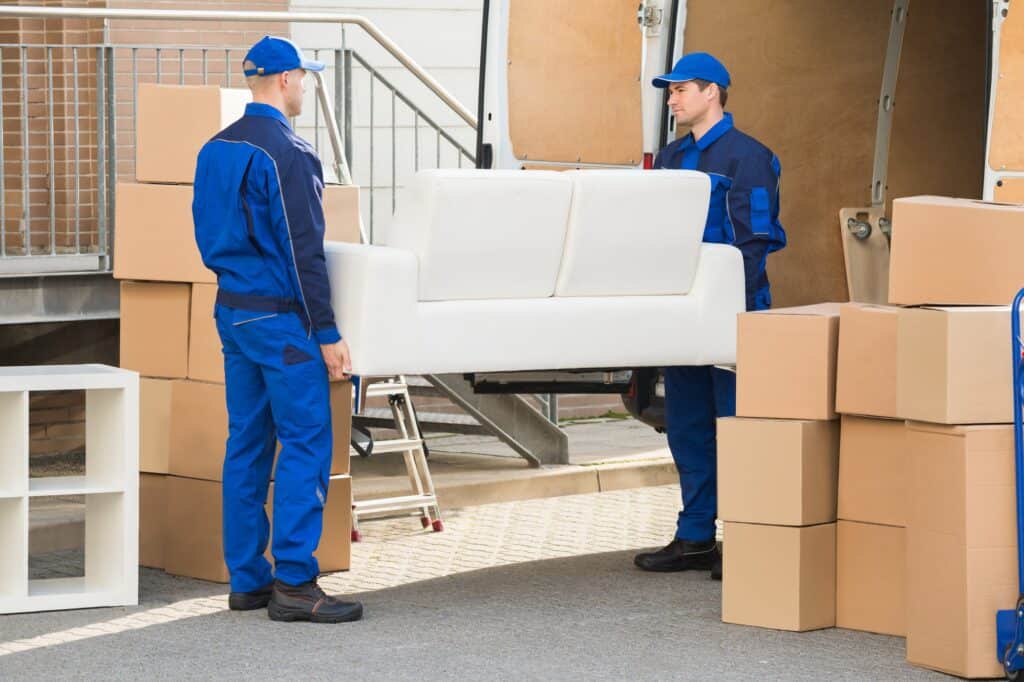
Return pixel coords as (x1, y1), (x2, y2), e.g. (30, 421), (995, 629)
(214, 305), (333, 592)
(664, 365), (736, 542)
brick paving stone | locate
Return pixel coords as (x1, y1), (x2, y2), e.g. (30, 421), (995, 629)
(1, 485), (681, 659)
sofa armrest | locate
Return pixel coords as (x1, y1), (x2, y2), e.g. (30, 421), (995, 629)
(324, 241), (419, 375)
(687, 243), (745, 365)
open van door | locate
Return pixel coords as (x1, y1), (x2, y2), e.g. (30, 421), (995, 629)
(469, 0), (989, 427)
(476, 0), (682, 171)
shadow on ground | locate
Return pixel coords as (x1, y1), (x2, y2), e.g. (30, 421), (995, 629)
(1, 550), (943, 681)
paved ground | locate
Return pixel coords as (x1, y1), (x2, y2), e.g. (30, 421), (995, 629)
(3, 485), (943, 681)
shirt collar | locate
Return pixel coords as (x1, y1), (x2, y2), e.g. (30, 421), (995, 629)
(678, 112), (734, 152)
(244, 102), (291, 128)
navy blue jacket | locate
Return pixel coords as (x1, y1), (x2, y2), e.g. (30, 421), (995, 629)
(653, 113), (786, 310)
(193, 102), (340, 344)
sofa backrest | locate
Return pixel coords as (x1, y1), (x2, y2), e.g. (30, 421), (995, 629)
(554, 169), (710, 296)
(380, 169), (573, 301)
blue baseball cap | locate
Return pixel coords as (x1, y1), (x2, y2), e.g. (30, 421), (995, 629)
(652, 52), (730, 89)
(243, 36), (325, 77)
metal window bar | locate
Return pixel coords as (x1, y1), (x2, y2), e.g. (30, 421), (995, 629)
(0, 42), (474, 275)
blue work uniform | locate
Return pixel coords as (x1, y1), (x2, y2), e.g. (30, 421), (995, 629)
(192, 102), (340, 592)
(654, 112), (786, 542)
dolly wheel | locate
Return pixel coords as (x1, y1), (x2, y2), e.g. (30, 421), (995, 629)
(1004, 643), (1020, 681)
(432, 519), (444, 533)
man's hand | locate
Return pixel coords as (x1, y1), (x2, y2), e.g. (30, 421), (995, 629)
(320, 339), (353, 381)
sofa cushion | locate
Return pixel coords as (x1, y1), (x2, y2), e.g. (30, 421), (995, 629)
(554, 169), (709, 297)
(379, 169), (573, 301)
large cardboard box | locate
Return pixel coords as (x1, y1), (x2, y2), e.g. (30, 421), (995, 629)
(168, 379), (353, 481)
(135, 83), (250, 184)
(837, 416), (906, 526)
(114, 183), (359, 284)
(905, 422), (1017, 678)
(140, 378), (173, 474)
(889, 196), (1024, 306)
(736, 304), (841, 420)
(836, 520), (905, 636)
(187, 284), (221, 384)
(266, 475), (352, 573)
(113, 183), (215, 283)
(722, 521), (836, 632)
(835, 303), (899, 418)
(120, 281), (192, 379)
(897, 306), (1012, 424)
(165, 476), (228, 583)
(322, 185), (362, 244)
(165, 474), (352, 583)
(139, 473), (166, 569)
(717, 417), (839, 526)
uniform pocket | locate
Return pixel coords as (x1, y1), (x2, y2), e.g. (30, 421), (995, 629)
(283, 344), (315, 366)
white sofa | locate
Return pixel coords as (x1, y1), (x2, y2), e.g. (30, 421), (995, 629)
(325, 169), (744, 377)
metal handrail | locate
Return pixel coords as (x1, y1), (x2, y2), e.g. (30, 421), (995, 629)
(349, 50), (475, 160)
(0, 5), (477, 129)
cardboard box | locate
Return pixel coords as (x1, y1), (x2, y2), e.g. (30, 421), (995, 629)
(136, 83), (250, 184)
(722, 521), (836, 632)
(165, 474), (352, 583)
(168, 379), (352, 481)
(139, 473), (166, 569)
(889, 196), (1024, 306)
(897, 306), (1012, 424)
(140, 378), (173, 474)
(836, 520), (905, 636)
(717, 417), (839, 526)
(835, 303), (899, 418)
(114, 183), (215, 283)
(120, 281), (192, 379)
(837, 416), (906, 526)
(115, 182), (359, 284)
(187, 284), (221, 384)
(266, 475), (352, 573)
(164, 475), (229, 582)
(736, 304), (841, 420)
(905, 422), (1017, 678)
(322, 185), (362, 244)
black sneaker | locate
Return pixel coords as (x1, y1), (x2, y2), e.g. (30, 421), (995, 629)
(228, 583), (273, 611)
(710, 544), (722, 581)
(268, 579), (363, 623)
(633, 538), (717, 572)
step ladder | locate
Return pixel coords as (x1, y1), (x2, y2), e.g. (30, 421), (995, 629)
(350, 376), (444, 541)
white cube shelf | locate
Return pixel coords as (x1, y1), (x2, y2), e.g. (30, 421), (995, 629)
(0, 365), (139, 614)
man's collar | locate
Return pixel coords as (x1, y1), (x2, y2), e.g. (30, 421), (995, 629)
(678, 111), (734, 151)
(245, 102), (291, 128)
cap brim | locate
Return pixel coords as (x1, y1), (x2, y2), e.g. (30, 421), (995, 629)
(652, 73), (695, 88)
(302, 59), (326, 72)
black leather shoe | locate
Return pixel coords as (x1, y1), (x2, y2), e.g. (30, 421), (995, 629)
(634, 538), (717, 572)
(268, 579), (363, 623)
(710, 544), (722, 581)
(228, 582), (273, 611)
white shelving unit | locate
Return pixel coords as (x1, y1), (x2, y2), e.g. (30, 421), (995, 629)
(0, 365), (139, 614)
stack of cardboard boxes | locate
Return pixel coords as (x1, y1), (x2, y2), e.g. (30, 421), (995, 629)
(720, 304), (842, 632)
(834, 302), (906, 638)
(889, 197), (1020, 679)
(119, 83), (361, 583)
(719, 196), (1024, 679)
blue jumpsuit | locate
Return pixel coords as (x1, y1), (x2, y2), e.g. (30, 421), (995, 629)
(654, 112), (786, 542)
(192, 102), (340, 592)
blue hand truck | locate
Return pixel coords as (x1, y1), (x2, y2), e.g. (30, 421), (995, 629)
(997, 287), (1024, 679)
